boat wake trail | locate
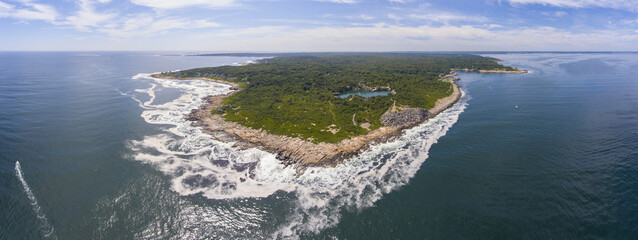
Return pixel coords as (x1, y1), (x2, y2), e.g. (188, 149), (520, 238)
(15, 161), (57, 240)
(127, 73), (468, 238)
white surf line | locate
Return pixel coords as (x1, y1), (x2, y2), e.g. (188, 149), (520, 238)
(135, 83), (158, 106)
(15, 161), (57, 240)
(273, 89), (470, 239)
(117, 78), (159, 110)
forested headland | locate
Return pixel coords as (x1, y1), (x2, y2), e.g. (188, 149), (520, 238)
(160, 53), (519, 143)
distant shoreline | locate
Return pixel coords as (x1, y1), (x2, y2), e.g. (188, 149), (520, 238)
(452, 68), (528, 74)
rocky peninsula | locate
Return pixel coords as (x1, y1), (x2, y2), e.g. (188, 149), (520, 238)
(153, 54), (524, 170)
(153, 73), (461, 170)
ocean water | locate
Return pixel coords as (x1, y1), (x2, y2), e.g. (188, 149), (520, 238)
(0, 52), (637, 239)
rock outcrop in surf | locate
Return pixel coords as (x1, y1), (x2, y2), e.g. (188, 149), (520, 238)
(380, 108), (429, 126)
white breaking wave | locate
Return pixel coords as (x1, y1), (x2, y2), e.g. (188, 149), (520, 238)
(128, 73), (295, 199)
(127, 73), (468, 238)
(15, 161), (57, 240)
(273, 92), (468, 238)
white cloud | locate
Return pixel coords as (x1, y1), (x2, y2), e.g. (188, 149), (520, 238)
(541, 10), (568, 17)
(409, 13), (489, 24)
(62, 0), (116, 31)
(0, 0), (57, 22)
(2, 0), (636, 51)
(345, 14), (375, 20)
(5, 17), (638, 51)
(505, 0), (638, 12)
(177, 22), (638, 52)
(0, 1), (11, 9)
(360, 14), (374, 20)
(315, 0), (358, 4)
(50, 0), (221, 37)
(131, 0), (237, 9)
(192, 25), (288, 39)
(405, 2), (488, 24)
(99, 14), (221, 38)
(387, 13), (402, 22)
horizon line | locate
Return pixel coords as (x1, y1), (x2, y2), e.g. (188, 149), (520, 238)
(1, 50), (638, 54)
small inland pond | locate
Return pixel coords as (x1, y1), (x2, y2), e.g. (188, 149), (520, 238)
(337, 90), (391, 98)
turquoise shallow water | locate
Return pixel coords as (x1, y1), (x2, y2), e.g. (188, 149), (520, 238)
(1, 52), (637, 239)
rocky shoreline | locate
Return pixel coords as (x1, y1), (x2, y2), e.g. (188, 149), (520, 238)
(152, 73), (462, 170)
(452, 68), (528, 74)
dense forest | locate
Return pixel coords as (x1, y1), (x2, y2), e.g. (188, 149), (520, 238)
(162, 53), (517, 143)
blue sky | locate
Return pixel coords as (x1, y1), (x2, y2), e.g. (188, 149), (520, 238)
(1, 0), (637, 51)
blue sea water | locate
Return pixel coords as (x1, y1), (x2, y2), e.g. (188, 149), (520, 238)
(0, 52), (637, 239)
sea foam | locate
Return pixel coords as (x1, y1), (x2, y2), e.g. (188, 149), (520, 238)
(127, 73), (468, 238)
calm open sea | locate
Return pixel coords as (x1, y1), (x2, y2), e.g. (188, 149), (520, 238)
(0, 52), (637, 239)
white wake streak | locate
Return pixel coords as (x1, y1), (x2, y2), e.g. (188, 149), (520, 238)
(15, 161), (57, 240)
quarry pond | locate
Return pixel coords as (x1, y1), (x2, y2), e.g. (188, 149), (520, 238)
(337, 90), (392, 98)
